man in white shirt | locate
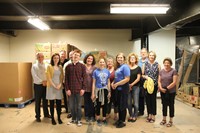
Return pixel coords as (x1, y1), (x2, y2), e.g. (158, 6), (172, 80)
(31, 53), (51, 122)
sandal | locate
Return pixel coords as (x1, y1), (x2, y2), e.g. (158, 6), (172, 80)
(160, 120), (166, 125)
(149, 119), (155, 123)
(146, 117), (151, 122)
(128, 118), (133, 122)
(166, 121), (173, 127)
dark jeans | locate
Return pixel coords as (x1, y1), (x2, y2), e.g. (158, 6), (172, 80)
(95, 89), (108, 117)
(34, 84), (49, 119)
(139, 86), (145, 114)
(84, 92), (95, 118)
(69, 94), (83, 121)
(107, 89), (118, 114)
(146, 85), (158, 115)
(161, 92), (176, 117)
(49, 100), (62, 119)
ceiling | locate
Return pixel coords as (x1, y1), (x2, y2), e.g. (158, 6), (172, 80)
(0, 0), (200, 39)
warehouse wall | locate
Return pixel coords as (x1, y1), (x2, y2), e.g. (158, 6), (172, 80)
(0, 34), (10, 62)
(132, 29), (176, 69)
(149, 29), (176, 68)
(9, 29), (132, 62)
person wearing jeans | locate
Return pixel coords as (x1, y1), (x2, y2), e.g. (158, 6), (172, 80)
(65, 49), (87, 127)
(127, 53), (141, 122)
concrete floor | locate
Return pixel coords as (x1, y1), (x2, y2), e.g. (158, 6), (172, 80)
(0, 99), (200, 133)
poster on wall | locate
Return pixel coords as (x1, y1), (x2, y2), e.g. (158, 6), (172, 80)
(35, 43), (51, 52)
(51, 43), (69, 55)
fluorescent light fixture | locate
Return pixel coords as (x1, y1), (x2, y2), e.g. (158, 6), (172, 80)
(110, 4), (170, 14)
(28, 17), (50, 30)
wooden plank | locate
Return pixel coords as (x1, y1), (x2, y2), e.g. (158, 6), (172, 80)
(183, 53), (197, 83)
(176, 50), (187, 92)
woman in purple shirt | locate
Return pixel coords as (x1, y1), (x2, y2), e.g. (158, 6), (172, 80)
(83, 53), (96, 122)
(158, 58), (178, 127)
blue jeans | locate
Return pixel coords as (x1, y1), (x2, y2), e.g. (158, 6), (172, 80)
(69, 93), (83, 121)
(127, 86), (140, 118)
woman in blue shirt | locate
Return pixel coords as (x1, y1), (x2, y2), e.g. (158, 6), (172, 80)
(91, 57), (111, 126)
(112, 53), (130, 128)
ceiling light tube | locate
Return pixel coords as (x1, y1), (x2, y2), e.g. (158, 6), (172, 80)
(28, 17), (50, 30)
(110, 4), (170, 14)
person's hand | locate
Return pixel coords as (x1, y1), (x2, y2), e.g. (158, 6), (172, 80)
(42, 81), (47, 86)
(67, 90), (71, 96)
(113, 83), (119, 89)
(129, 84), (133, 91)
(56, 84), (62, 90)
(91, 93), (95, 101)
(160, 88), (167, 93)
(107, 92), (111, 99)
(80, 89), (85, 96)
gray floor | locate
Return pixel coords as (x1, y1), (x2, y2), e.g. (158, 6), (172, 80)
(0, 98), (200, 133)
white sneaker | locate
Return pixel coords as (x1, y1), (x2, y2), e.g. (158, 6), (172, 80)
(67, 120), (75, 125)
(77, 121), (82, 127)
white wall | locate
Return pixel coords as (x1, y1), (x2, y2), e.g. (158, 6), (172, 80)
(132, 39), (141, 56)
(0, 34), (10, 62)
(10, 29), (132, 62)
(149, 29), (176, 69)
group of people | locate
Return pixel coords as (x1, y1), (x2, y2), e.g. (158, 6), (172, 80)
(31, 48), (178, 128)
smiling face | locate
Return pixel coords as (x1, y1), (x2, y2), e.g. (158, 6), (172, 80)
(86, 55), (94, 65)
(117, 53), (125, 65)
(37, 53), (44, 63)
(53, 55), (60, 65)
(99, 58), (106, 69)
(107, 58), (114, 68)
(130, 55), (136, 64)
(72, 52), (81, 62)
(148, 52), (156, 62)
(140, 48), (148, 59)
(59, 51), (66, 62)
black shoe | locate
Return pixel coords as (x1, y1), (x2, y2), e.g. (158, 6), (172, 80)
(52, 119), (57, 125)
(44, 115), (51, 118)
(36, 118), (41, 122)
(67, 114), (72, 118)
(58, 119), (63, 124)
(116, 121), (126, 128)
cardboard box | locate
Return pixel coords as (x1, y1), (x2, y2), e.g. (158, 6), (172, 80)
(0, 63), (33, 104)
(177, 91), (183, 99)
(189, 95), (199, 105)
(193, 86), (200, 97)
(51, 43), (68, 54)
(35, 43), (51, 52)
(183, 94), (190, 102)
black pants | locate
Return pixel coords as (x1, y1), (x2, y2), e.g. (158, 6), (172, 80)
(84, 92), (95, 118)
(139, 86), (145, 114)
(49, 100), (62, 120)
(34, 84), (49, 119)
(161, 92), (176, 117)
(62, 88), (68, 112)
(107, 89), (118, 114)
(146, 85), (158, 115)
(116, 90), (127, 122)
(95, 89), (108, 117)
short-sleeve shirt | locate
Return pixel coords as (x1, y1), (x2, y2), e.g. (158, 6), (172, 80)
(129, 66), (142, 86)
(114, 64), (130, 90)
(159, 68), (178, 93)
(93, 68), (110, 89)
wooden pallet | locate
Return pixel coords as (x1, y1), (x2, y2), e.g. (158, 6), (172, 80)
(0, 99), (34, 109)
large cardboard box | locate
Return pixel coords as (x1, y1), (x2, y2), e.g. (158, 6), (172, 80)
(0, 63), (33, 104)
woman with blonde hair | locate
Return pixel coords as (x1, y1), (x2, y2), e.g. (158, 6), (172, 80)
(142, 51), (160, 123)
(127, 53), (141, 122)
